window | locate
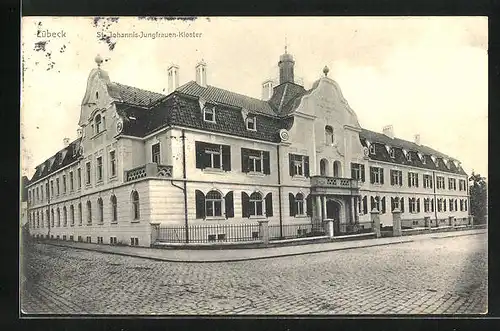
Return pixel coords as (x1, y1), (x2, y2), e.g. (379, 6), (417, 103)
(289, 154), (310, 177)
(409, 198), (420, 213)
(391, 197), (400, 212)
(110, 195), (117, 223)
(56, 208), (61, 227)
(130, 237), (139, 246)
(460, 199), (464, 211)
(152, 143), (161, 164)
(56, 177), (60, 195)
(371, 196), (380, 212)
(63, 175), (67, 193)
(408, 172), (419, 187)
(390, 170), (403, 186)
(389, 148), (395, 159)
(437, 176), (445, 189)
(241, 148), (270, 174)
(69, 171), (74, 191)
(86, 236), (91, 243)
(351, 163), (365, 182)
(406, 152), (412, 162)
(195, 142), (231, 171)
(70, 205), (75, 226)
(325, 126), (334, 145)
(423, 174), (433, 189)
(36, 187), (39, 202)
(77, 168), (82, 189)
(449, 198), (454, 212)
(249, 192), (263, 217)
(97, 157), (103, 182)
(41, 212), (44, 228)
(63, 206), (67, 227)
(78, 203), (82, 226)
(110, 151), (116, 177)
(465, 200), (468, 211)
(50, 180), (54, 197)
(289, 193), (306, 216)
(203, 106), (215, 123)
(36, 212), (39, 228)
(132, 190), (140, 220)
(110, 237), (117, 245)
(459, 179), (466, 191)
(51, 209), (55, 227)
(369, 167), (384, 185)
(369, 144), (375, 155)
(95, 114), (102, 134)
(86, 162), (91, 185)
(437, 198), (443, 212)
(205, 190), (223, 218)
(98, 198), (104, 223)
(422, 155), (427, 164)
(246, 116), (256, 131)
(448, 178), (457, 190)
(41, 185), (44, 201)
(424, 198), (430, 213)
(87, 201), (92, 225)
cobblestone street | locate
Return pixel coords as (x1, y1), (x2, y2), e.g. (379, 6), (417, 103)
(20, 232), (487, 315)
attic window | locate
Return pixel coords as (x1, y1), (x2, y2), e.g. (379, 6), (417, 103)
(422, 155), (427, 164)
(406, 152), (412, 162)
(369, 144), (376, 155)
(246, 116), (256, 131)
(389, 148), (395, 159)
(203, 106), (215, 123)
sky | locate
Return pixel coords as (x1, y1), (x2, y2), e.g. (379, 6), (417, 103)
(21, 16), (488, 179)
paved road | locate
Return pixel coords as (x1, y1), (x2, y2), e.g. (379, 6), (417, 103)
(20, 233), (487, 315)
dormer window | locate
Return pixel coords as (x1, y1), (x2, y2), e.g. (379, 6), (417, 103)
(95, 114), (102, 134)
(406, 152), (412, 162)
(369, 144), (376, 155)
(246, 116), (256, 131)
(422, 155), (427, 164)
(203, 106), (215, 123)
(389, 148), (395, 159)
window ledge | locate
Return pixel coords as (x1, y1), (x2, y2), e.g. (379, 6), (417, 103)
(372, 183), (383, 187)
(87, 223), (92, 226)
(98, 222), (104, 225)
(247, 171), (265, 177)
(203, 168), (225, 174)
(96, 180), (104, 186)
(109, 175), (118, 182)
(131, 220), (140, 223)
(205, 217), (226, 221)
(294, 215), (308, 219)
(110, 221), (118, 225)
(292, 176), (309, 182)
(249, 215), (266, 220)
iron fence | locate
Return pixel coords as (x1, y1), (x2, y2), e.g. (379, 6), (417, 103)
(335, 221), (374, 236)
(269, 223), (325, 240)
(156, 223), (261, 244)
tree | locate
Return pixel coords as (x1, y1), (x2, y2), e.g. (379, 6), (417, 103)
(469, 172), (487, 224)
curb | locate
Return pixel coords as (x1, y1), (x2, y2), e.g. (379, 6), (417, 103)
(39, 229), (486, 263)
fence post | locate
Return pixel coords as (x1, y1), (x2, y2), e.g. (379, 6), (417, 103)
(370, 209), (381, 238)
(150, 222), (160, 246)
(448, 216), (453, 227)
(323, 219), (334, 238)
(258, 220), (269, 245)
(392, 208), (402, 237)
(469, 215), (473, 226)
(424, 216), (430, 230)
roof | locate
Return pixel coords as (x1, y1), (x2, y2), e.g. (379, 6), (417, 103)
(176, 81), (277, 116)
(28, 138), (82, 185)
(112, 82), (166, 108)
(359, 129), (467, 175)
(268, 82), (307, 116)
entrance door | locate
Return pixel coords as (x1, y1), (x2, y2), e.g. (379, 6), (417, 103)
(326, 200), (341, 234)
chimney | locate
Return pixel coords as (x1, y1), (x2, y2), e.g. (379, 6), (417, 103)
(167, 64), (180, 93)
(382, 125), (394, 139)
(63, 138), (70, 147)
(262, 79), (274, 101)
(195, 60), (207, 88)
(278, 48), (295, 84)
(414, 134), (421, 145)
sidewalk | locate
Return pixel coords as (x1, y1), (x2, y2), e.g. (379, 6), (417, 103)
(40, 228), (486, 263)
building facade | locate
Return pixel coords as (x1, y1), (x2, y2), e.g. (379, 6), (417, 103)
(26, 51), (470, 247)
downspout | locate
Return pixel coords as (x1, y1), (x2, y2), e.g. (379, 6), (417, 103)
(277, 144), (283, 238)
(432, 170), (438, 226)
(169, 129), (189, 243)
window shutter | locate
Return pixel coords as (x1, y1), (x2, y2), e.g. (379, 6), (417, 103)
(382, 197), (386, 214)
(417, 198), (420, 213)
(289, 154), (294, 176)
(241, 149), (249, 173)
(195, 190), (205, 219)
(263, 151), (271, 175)
(304, 156), (310, 177)
(241, 192), (250, 218)
(380, 169), (384, 184)
(224, 191), (234, 218)
(370, 168), (374, 184)
(431, 199), (434, 212)
(391, 197), (394, 211)
(444, 200), (447, 212)
(289, 193), (296, 216)
(265, 193), (273, 217)
(370, 196), (375, 211)
(222, 145), (231, 171)
(400, 197), (404, 213)
(408, 174), (411, 187)
(306, 194), (312, 217)
(390, 171), (394, 185)
(363, 196), (368, 214)
(351, 165), (355, 179)
(361, 165), (365, 182)
(455, 199), (457, 211)
(399, 172), (403, 186)
(416, 175), (419, 187)
(195, 142), (205, 169)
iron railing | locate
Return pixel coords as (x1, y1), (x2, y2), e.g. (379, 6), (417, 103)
(125, 163), (173, 182)
(156, 223), (261, 244)
(334, 221), (374, 236)
(269, 223), (325, 240)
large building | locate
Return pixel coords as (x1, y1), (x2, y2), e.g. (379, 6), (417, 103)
(25, 49), (470, 247)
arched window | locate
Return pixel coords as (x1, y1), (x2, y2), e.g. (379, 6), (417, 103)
(110, 195), (117, 223)
(320, 159), (328, 176)
(51, 209), (55, 227)
(78, 203), (82, 225)
(249, 192), (263, 216)
(325, 126), (334, 145)
(97, 198), (104, 223)
(70, 205), (75, 226)
(56, 208), (61, 227)
(205, 190), (223, 217)
(131, 191), (140, 220)
(295, 193), (305, 216)
(87, 201), (92, 224)
(333, 161), (342, 177)
(95, 114), (102, 134)
(63, 206), (67, 227)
